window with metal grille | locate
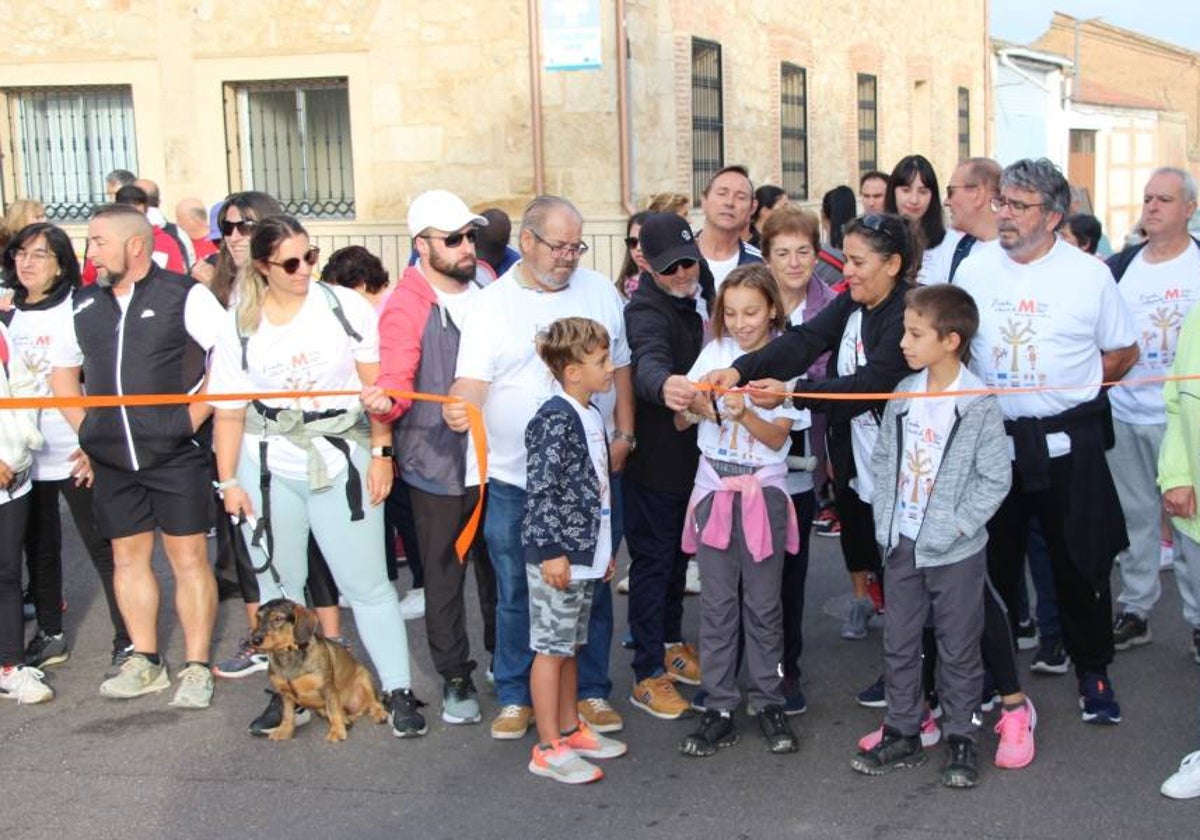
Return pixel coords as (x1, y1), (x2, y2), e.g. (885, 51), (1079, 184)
(780, 63), (808, 201)
(692, 39), (724, 205)
(958, 87), (971, 161)
(2, 85), (137, 220)
(225, 78), (355, 219)
(857, 74), (878, 180)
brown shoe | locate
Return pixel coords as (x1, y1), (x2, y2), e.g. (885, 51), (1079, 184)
(490, 704), (533, 740)
(630, 676), (690, 720)
(577, 697), (624, 733)
(665, 643), (701, 685)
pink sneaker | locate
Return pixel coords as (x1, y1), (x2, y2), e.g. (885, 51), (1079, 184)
(994, 697), (1037, 769)
(858, 709), (940, 751)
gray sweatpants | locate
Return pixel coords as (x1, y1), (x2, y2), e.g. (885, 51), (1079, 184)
(1108, 420), (1166, 618)
(1173, 530), (1200, 630)
(883, 537), (984, 740)
(694, 488), (789, 713)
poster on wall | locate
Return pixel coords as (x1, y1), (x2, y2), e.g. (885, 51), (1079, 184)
(542, 0), (602, 71)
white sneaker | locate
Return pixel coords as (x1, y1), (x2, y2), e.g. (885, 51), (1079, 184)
(0, 665), (54, 704)
(1162, 750), (1200, 799)
(616, 576), (630, 594)
(400, 588), (425, 620)
(684, 561), (701, 595)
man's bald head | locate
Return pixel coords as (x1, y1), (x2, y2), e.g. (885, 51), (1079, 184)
(133, 178), (161, 207)
(175, 197), (210, 239)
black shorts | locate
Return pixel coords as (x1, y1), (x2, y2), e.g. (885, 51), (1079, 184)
(92, 451), (215, 539)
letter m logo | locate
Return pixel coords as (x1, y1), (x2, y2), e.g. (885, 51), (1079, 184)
(1164, 288), (1181, 300)
(1017, 299), (1036, 314)
(291, 353), (308, 367)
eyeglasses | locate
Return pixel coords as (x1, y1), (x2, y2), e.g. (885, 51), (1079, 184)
(13, 248), (52, 263)
(659, 258), (698, 276)
(421, 229), (478, 248)
(266, 247), (320, 275)
(945, 184), (979, 198)
(990, 196), (1046, 215)
(624, 236), (640, 249)
(220, 218), (258, 237)
(531, 229), (589, 259)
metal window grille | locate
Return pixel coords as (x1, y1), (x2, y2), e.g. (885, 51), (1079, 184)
(225, 78), (355, 219)
(780, 63), (808, 201)
(857, 74), (878, 179)
(3, 85), (137, 220)
(957, 87), (971, 161)
(691, 39), (724, 205)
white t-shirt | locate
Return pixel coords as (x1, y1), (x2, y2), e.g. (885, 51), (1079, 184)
(838, 309), (880, 501)
(917, 229), (964, 286)
(207, 284), (379, 481)
(1109, 245), (1200, 425)
(455, 265), (631, 488)
(433, 281), (479, 331)
(50, 281), (227, 367)
(8, 295), (82, 481)
(784, 304), (816, 495)
(897, 369), (961, 540)
(957, 238), (1137, 457)
(566, 395), (612, 581)
(687, 336), (798, 467)
(707, 252), (740, 291)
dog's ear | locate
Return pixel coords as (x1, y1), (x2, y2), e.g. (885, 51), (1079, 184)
(293, 604), (319, 647)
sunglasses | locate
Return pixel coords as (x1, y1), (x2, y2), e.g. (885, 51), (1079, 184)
(421, 229), (478, 248)
(659, 258), (698, 276)
(624, 236), (640, 249)
(219, 218), (258, 237)
(857, 213), (902, 247)
(266, 247), (320, 275)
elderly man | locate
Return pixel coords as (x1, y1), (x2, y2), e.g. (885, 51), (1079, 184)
(955, 158), (1139, 726)
(1105, 168), (1200, 654)
(175, 197), (219, 263)
(362, 190), (497, 727)
(941, 157), (1001, 284)
(446, 195), (633, 739)
(696, 165), (761, 289)
(49, 204), (226, 709)
(623, 212), (714, 720)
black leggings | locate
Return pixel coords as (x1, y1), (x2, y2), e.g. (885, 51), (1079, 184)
(0, 495), (31, 665)
(26, 479), (128, 646)
(835, 488), (882, 575)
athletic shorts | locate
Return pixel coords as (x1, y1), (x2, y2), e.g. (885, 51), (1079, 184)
(92, 451), (214, 539)
(526, 565), (595, 657)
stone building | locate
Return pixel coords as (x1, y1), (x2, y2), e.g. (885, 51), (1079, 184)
(0, 0), (989, 275)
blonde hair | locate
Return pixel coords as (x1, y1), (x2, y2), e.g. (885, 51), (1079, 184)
(646, 192), (690, 216)
(234, 213), (308, 334)
(536, 317), (610, 383)
(0, 199), (46, 249)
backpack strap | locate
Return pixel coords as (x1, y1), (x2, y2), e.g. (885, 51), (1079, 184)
(947, 234), (977, 284)
(317, 282), (362, 342)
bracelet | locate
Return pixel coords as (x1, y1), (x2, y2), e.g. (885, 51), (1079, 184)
(612, 430), (637, 451)
(212, 477), (239, 490)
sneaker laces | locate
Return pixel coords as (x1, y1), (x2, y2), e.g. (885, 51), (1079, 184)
(994, 704), (1028, 743)
(179, 665), (210, 688)
(497, 703), (526, 719)
(581, 697), (613, 713)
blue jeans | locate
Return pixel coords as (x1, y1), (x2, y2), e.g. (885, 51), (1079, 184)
(484, 479), (613, 707)
(1027, 519), (1061, 641)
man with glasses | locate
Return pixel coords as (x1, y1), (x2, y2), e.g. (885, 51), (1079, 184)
(940, 157), (1001, 285)
(955, 158), (1139, 726)
(447, 195), (633, 739)
(49, 204), (227, 708)
(622, 212), (711, 720)
(362, 190), (497, 727)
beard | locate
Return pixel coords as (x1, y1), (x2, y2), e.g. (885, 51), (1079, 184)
(430, 248), (476, 283)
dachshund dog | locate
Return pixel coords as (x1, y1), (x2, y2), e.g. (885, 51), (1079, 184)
(250, 598), (388, 742)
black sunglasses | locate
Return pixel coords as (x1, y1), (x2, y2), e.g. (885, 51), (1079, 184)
(659, 258), (698, 276)
(421, 229), (478, 248)
(856, 213), (902, 247)
(266, 246), (320, 275)
(624, 236), (640, 249)
(219, 218), (258, 237)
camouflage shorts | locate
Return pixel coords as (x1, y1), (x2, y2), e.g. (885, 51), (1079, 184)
(526, 566), (595, 657)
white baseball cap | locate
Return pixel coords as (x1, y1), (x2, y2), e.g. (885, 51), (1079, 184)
(407, 190), (488, 237)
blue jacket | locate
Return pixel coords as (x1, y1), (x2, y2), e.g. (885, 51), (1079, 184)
(521, 395), (611, 566)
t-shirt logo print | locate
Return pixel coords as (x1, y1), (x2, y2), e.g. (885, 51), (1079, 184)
(1146, 304), (1183, 361)
(996, 317), (1037, 376)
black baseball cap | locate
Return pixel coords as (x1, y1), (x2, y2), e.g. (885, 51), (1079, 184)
(638, 212), (701, 274)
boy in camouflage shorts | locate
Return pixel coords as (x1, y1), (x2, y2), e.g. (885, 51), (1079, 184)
(521, 318), (626, 784)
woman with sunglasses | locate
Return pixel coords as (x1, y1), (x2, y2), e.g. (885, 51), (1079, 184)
(192, 191), (283, 306)
(701, 213), (918, 642)
(208, 214), (428, 738)
(885, 155), (960, 285)
(617, 211), (651, 301)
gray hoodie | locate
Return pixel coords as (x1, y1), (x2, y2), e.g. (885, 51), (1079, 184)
(870, 366), (1011, 568)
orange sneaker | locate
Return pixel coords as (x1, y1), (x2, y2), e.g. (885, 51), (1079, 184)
(630, 676), (689, 719)
(528, 740), (603, 784)
(563, 720), (627, 759)
(664, 643), (701, 685)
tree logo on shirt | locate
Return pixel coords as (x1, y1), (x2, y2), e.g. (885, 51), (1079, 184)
(1150, 305), (1182, 354)
(905, 442), (933, 504)
(999, 318), (1036, 374)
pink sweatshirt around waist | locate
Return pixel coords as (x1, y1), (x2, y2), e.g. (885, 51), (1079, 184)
(682, 459), (799, 562)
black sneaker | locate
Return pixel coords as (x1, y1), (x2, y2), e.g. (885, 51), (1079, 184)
(1015, 618), (1038, 651)
(1030, 637), (1070, 675)
(942, 735), (980, 788)
(856, 674), (887, 708)
(1112, 612), (1151, 651)
(679, 709), (738, 757)
(248, 690), (312, 737)
(105, 643), (135, 680)
(24, 630), (69, 668)
(388, 688), (428, 738)
(758, 704), (798, 754)
(850, 726), (925, 775)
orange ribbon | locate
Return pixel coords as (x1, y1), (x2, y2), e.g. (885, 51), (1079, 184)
(0, 388), (487, 563)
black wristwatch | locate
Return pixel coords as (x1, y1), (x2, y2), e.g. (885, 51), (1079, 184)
(370, 446), (394, 459)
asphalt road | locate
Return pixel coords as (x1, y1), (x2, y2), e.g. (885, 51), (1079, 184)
(5, 518), (1200, 839)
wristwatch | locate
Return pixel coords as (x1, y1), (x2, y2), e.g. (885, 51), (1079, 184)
(612, 431), (637, 451)
(370, 445), (394, 459)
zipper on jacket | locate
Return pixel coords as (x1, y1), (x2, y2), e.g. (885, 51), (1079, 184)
(113, 293), (140, 471)
(908, 409), (964, 555)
